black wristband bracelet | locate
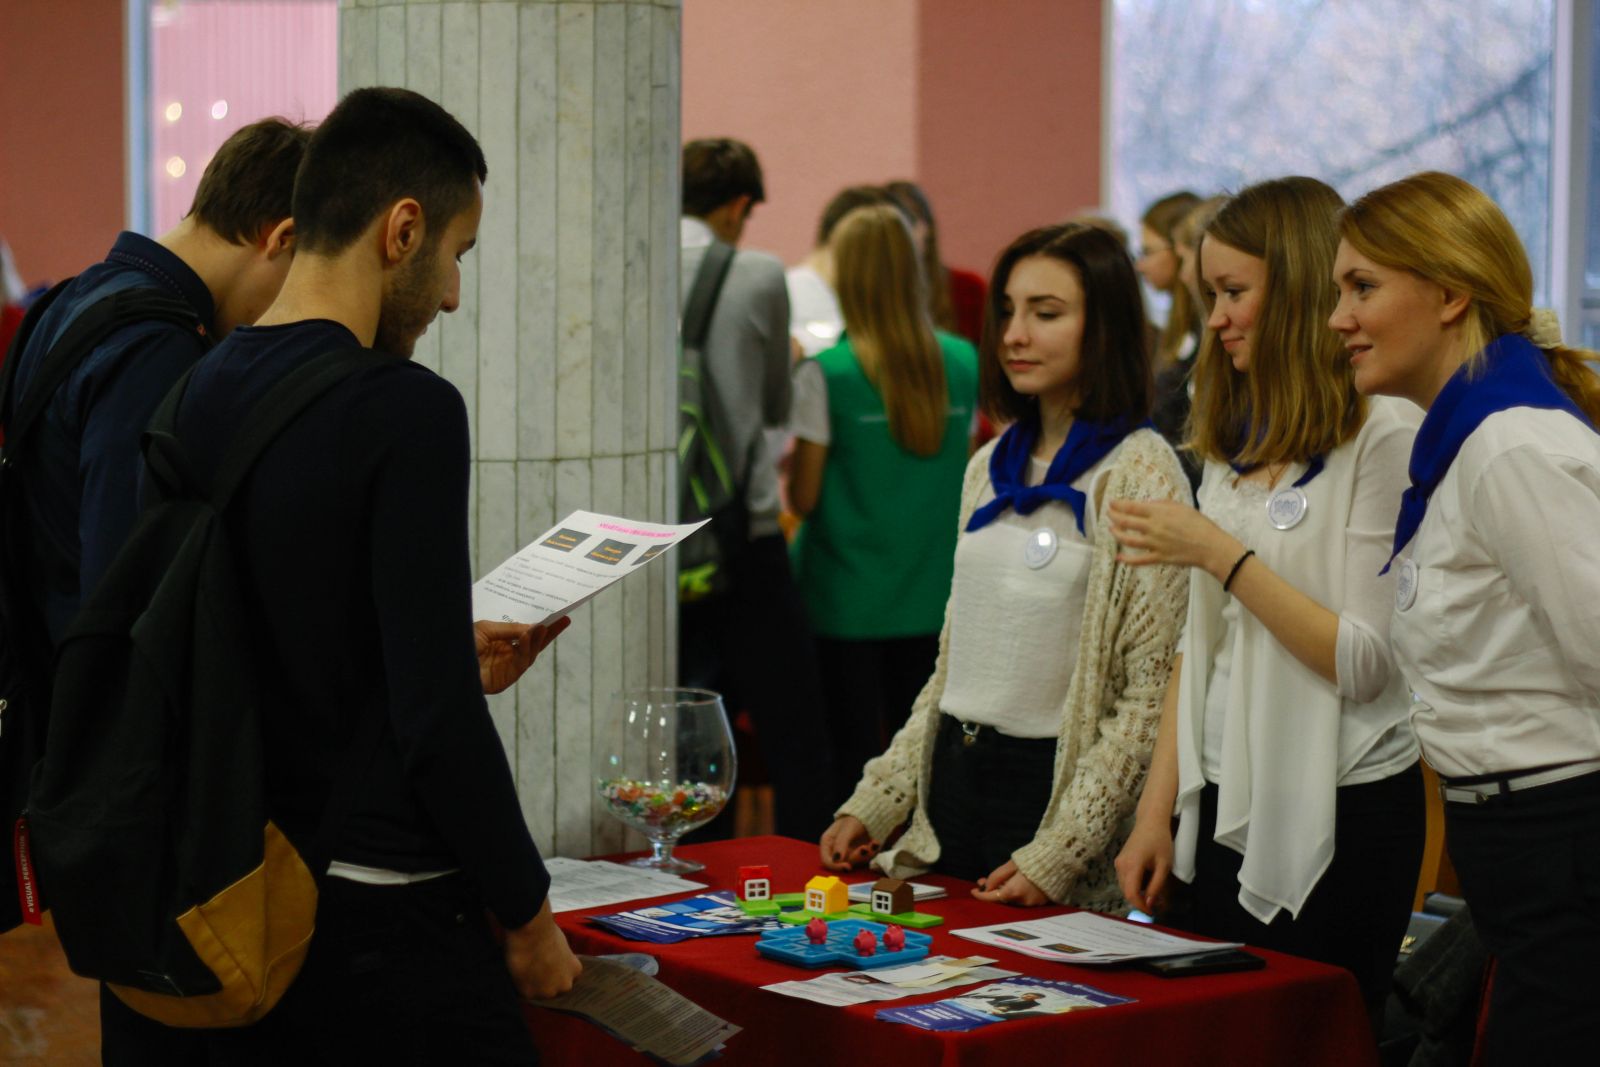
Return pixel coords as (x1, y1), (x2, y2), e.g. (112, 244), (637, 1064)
(1222, 549), (1255, 592)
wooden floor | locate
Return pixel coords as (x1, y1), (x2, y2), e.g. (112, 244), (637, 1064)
(0, 917), (100, 1065)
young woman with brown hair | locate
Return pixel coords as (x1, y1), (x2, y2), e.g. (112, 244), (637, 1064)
(1110, 177), (1424, 1037)
(817, 222), (1189, 910)
(1330, 171), (1600, 1062)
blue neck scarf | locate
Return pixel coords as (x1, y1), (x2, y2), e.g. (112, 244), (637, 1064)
(1384, 333), (1593, 572)
(967, 415), (1150, 534)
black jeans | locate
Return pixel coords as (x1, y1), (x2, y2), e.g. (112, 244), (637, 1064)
(925, 714), (1056, 882)
(1445, 769), (1600, 1065)
(1181, 763), (1425, 1040)
(102, 875), (538, 1066)
(815, 633), (938, 813)
(679, 533), (832, 841)
(220, 874), (536, 1066)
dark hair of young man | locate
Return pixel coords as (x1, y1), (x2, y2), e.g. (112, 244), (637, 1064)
(292, 87), (488, 256)
(979, 222), (1153, 426)
(681, 138), (765, 218)
(815, 185), (892, 246)
(187, 118), (313, 245)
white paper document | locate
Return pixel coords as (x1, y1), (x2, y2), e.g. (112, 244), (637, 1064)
(544, 857), (704, 914)
(845, 879), (947, 903)
(472, 510), (708, 626)
(530, 955), (740, 1065)
(952, 911), (1244, 965)
(762, 956), (1019, 1007)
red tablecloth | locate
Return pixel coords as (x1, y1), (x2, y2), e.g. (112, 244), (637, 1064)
(526, 836), (1377, 1066)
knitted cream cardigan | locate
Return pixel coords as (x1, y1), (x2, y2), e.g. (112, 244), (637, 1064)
(837, 428), (1190, 910)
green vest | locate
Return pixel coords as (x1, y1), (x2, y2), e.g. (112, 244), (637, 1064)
(791, 331), (978, 638)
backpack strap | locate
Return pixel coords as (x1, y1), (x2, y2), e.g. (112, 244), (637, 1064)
(0, 278), (73, 441)
(143, 344), (402, 882)
(142, 348), (395, 510)
(0, 284), (207, 459)
(682, 240), (735, 351)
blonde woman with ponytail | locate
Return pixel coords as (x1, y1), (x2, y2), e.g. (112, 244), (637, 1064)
(1331, 171), (1600, 1063)
(789, 204), (979, 808)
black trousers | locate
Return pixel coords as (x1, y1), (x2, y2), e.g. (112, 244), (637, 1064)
(1445, 769), (1600, 1065)
(679, 533), (832, 841)
(925, 714), (1056, 881)
(102, 875), (539, 1066)
(1180, 763), (1425, 1040)
(815, 633), (938, 813)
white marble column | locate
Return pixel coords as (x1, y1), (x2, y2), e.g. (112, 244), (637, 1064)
(340, 0), (682, 858)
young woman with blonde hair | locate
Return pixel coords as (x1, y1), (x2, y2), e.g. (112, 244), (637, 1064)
(1330, 171), (1600, 1061)
(1110, 176), (1424, 1036)
(817, 222), (1189, 910)
(788, 203), (978, 807)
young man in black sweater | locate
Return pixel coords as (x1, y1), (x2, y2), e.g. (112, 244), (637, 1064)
(176, 88), (578, 1063)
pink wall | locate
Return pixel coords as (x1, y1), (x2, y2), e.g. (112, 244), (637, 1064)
(0, 0), (126, 288)
(148, 1), (337, 235)
(917, 0), (1102, 275)
(682, 0), (1103, 275)
(682, 0), (921, 266)
(5, 1), (1105, 289)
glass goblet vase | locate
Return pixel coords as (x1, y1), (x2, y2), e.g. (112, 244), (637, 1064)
(595, 687), (736, 874)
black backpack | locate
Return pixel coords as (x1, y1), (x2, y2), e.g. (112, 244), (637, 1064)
(0, 280), (210, 933)
(676, 240), (751, 602)
(23, 347), (389, 1027)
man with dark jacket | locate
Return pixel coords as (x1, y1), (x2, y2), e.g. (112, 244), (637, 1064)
(1, 117), (307, 1066)
(170, 87), (578, 1062)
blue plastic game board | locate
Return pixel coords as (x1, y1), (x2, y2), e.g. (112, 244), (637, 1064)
(755, 919), (933, 970)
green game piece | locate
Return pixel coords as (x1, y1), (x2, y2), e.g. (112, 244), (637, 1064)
(847, 902), (944, 928)
(776, 908), (853, 926)
(770, 892), (806, 908)
(738, 899), (782, 916)
(888, 910), (944, 929)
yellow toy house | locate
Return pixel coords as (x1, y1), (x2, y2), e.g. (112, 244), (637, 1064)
(804, 874), (848, 916)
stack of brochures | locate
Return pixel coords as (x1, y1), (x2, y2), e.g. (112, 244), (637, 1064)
(589, 891), (780, 944)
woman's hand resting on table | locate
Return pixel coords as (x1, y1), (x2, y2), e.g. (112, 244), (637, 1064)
(819, 815), (880, 872)
(1114, 818), (1176, 917)
(971, 859), (1048, 906)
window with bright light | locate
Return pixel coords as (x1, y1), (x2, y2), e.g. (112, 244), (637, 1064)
(132, 0), (339, 235)
(1111, 0), (1554, 300)
(1583, 6), (1600, 345)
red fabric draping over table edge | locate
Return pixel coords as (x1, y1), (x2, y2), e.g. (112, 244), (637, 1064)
(525, 835), (1377, 1067)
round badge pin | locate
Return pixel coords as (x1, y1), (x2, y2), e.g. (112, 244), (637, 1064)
(1266, 487), (1308, 531)
(1023, 528), (1058, 570)
(1395, 558), (1419, 611)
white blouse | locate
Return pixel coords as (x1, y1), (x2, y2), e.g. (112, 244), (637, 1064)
(1198, 465), (1416, 783)
(940, 455), (1107, 738)
(1174, 397), (1421, 923)
(1391, 407), (1600, 779)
